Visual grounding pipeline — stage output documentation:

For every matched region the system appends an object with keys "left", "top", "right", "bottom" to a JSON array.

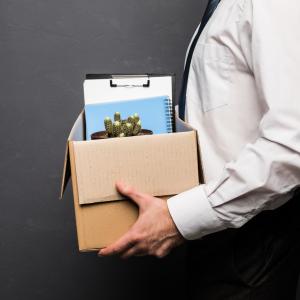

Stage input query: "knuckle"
[
  {"left": 155, "top": 247, "right": 170, "bottom": 258},
  {"left": 155, "top": 251, "right": 164, "bottom": 258},
  {"left": 156, "top": 251, "right": 166, "bottom": 259}
]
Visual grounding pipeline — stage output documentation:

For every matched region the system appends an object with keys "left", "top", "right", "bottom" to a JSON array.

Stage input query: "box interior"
[
  {"left": 60, "top": 111, "right": 199, "bottom": 200},
  {"left": 60, "top": 73, "right": 199, "bottom": 200}
]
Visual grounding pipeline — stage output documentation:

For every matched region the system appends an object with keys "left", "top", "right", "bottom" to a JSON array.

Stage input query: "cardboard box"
[{"left": 59, "top": 75, "right": 202, "bottom": 252}]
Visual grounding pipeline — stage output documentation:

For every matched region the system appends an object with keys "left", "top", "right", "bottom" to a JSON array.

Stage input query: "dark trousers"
[{"left": 187, "top": 191, "right": 300, "bottom": 300}]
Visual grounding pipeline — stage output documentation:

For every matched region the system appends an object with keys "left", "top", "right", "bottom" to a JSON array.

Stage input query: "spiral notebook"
[{"left": 85, "top": 95, "right": 173, "bottom": 140}]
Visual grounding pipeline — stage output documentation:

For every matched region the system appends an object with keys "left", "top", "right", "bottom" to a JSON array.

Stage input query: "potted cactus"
[{"left": 91, "top": 112, "right": 153, "bottom": 140}]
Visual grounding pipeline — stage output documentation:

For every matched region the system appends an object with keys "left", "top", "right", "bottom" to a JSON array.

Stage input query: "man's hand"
[{"left": 98, "top": 181, "right": 185, "bottom": 259}]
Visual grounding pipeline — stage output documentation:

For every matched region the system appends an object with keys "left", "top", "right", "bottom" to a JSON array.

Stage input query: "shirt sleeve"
[{"left": 167, "top": 0, "right": 300, "bottom": 240}]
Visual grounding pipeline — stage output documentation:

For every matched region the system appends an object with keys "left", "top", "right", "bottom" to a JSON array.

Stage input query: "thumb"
[{"left": 115, "top": 181, "right": 149, "bottom": 208}]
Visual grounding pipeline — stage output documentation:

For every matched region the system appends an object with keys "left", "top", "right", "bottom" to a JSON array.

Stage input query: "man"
[{"left": 99, "top": 0, "right": 300, "bottom": 299}]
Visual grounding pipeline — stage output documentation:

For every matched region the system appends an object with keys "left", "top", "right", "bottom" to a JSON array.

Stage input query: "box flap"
[
  {"left": 83, "top": 74, "right": 174, "bottom": 105},
  {"left": 175, "top": 114, "right": 194, "bottom": 132},
  {"left": 59, "top": 111, "right": 85, "bottom": 199},
  {"left": 72, "top": 131, "right": 199, "bottom": 205}
]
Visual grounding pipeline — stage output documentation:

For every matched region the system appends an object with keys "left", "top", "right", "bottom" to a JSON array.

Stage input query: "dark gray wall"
[{"left": 0, "top": 1, "right": 206, "bottom": 300}]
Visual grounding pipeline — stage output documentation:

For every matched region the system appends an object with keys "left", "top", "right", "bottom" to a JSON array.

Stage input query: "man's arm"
[{"left": 167, "top": 0, "right": 300, "bottom": 240}]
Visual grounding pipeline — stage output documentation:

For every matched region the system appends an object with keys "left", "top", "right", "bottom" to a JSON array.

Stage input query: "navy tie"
[{"left": 178, "top": 0, "right": 221, "bottom": 120}]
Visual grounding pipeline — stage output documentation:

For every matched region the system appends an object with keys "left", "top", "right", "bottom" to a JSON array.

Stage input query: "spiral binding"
[{"left": 164, "top": 97, "right": 173, "bottom": 133}]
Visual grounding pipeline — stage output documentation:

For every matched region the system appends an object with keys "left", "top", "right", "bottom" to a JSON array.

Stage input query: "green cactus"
[
  {"left": 133, "top": 113, "right": 140, "bottom": 125},
  {"left": 114, "top": 112, "right": 121, "bottom": 122},
  {"left": 120, "top": 120, "right": 127, "bottom": 132},
  {"left": 103, "top": 112, "right": 145, "bottom": 138},
  {"left": 112, "top": 121, "right": 121, "bottom": 137},
  {"left": 104, "top": 117, "right": 113, "bottom": 137},
  {"left": 132, "top": 120, "right": 142, "bottom": 135},
  {"left": 124, "top": 122, "right": 133, "bottom": 136},
  {"left": 127, "top": 115, "right": 135, "bottom": 125}
]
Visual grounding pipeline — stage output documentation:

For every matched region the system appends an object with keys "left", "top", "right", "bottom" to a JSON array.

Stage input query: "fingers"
[
  {"left": 154, "top": 244, "right": 172, "bottom": 259},
  {"left": 99, "top": 231, "right": 136, "bottom": 256},
  {"left": 99, "top": 236, "right": 175, "bottom": 259},
  {"left": 120, "top": 246, "right": 147, "bottom": 259},
  {"left": 115, "top": 181, "right": 150, "bottom": 207},
  {"left": 120, "top": 243, "right": 172, "bottom": 259}
]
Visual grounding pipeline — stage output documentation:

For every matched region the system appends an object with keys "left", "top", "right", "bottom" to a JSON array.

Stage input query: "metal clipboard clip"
[{"left": 110, "top": 75, "right": 150, "bottom": 88}]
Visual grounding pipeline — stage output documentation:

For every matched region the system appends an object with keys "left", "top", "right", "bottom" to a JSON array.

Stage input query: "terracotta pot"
[{"left": 91, "top": 129, "right": 153, "bottom": 140}]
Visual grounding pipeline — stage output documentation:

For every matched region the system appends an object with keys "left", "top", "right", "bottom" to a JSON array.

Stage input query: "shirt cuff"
[{"left": 167, "top": 185, "right": 226, "bottom": 240}]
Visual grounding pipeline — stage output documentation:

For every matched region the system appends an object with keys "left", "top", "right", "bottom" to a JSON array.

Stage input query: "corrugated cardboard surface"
[
  {"left": 69, "top": 141, "right": 138, "bottom": 250},
  {"left": 63, "top": 113, "right": 201, "bottom": 251},
  {"left": 73, "top": 131, "right": 199, "bottom": 205}
]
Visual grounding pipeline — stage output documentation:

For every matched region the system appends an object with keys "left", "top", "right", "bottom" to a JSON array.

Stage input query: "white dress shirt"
[{"left": 167, "top": 0, "right": 300, "bottom": 240}]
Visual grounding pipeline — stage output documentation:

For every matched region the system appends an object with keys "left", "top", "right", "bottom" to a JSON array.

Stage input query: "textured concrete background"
[{"left": 0, "top": 1, "right": 206, "bottom": 299}]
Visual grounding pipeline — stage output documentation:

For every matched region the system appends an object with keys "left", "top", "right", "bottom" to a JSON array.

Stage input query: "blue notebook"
[{"left": 85, "top": 95, "right": 173, "bottom": 140}]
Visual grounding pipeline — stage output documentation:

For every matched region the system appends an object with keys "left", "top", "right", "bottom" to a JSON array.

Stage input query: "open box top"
[
  {"left": 60, "top": 74, "right": 203, "bottom": 204},
  {"left": 60, "top": 112, "right": 202, "bottom": 202}
]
